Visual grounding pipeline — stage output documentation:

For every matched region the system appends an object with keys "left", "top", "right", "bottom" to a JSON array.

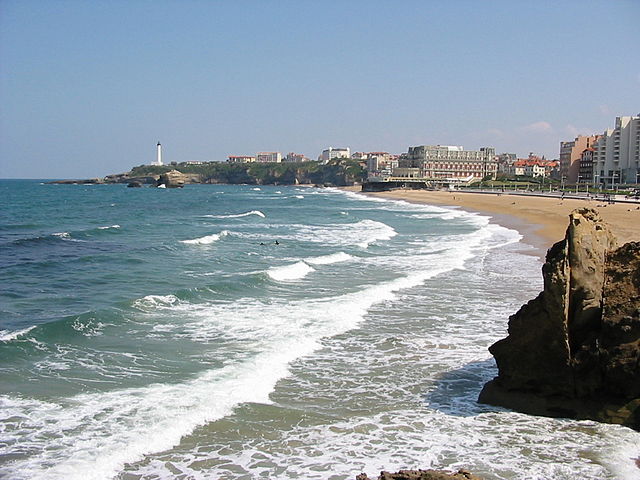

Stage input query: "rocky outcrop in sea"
[
  {"left": 479, "top": 208, "right": 640, "bottom": 430},
  {"left": 156, "top": 169, "right": 197, "bottom": 188},
  {"left": 355, "top": 469, "right": 482, "bottom": 480}
]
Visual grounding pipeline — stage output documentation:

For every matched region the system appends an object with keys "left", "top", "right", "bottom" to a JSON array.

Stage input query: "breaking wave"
[
  {"left": 267, "top": 261, "right": 315, "bottom": 281},
  {"left": 181, "top": 230, "right": 229, "bottom": 245},
  {"left": 203, "top": 210, "right": 265, "bottom": 219}
]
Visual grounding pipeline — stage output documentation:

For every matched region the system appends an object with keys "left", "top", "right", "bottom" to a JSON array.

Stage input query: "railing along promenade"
[{"left": 454, "top": 187, "right": 640, "bottom": 205}]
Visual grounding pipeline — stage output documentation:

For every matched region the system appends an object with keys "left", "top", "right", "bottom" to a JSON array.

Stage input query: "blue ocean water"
[{"left": 0, "top": 180, "right": 638, "bottom": 480}]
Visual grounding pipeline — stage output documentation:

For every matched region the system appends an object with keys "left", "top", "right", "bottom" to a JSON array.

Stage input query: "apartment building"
[
  {"left": 398, "top": 145, "right": 498, "bottom": 180},
  {"left": 227, "top": 155, "right": 256, "bottom": 163},
  {"left": 320, "top": 147, "right": 350, "bottom": 163},
  {"left": 578, "top": 148, "right": 595, "bottom": 184},
  {"left": 592, "top": 114, "right": 640, "bottom": 185},
  {"left": 366, "top": 152, "right": 397, "bottom": 174},
  {"left": 559, "top": 135, "right": 599, "bottom": 183},
  {"left": 284, "top": 152, "right": 308, "bottom": 162},
  {"left": 255, "top": 152, "right": 282, "bottom": 163}
]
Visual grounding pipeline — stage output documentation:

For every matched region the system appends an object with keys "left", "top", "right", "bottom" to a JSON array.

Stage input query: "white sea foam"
[
  {"left": 97, "top": 225, "right": 120, "bottom": 230},
  {"left": 305, "top": 252, "right": 354, "bottom": 265},
  {"left": 1, "top": 217, "right": 623, "bottom": 480},
  {"left": 0, "top": 326, "right": 36, "bottom": 342},
  {"left": 278, "top": 219, "right": 397, "bottom": 249},
  {"left": 121, "top": 237, "right": 639, "bottom": 480},
  {"left": 3, "top": 279, "right": 409, "bottom": 480},
  {"left": 203, "top": 210, "right": 265, "bottom": 219},
  {"left": 295, "top": 195, "right": 304, "bottom": 199},
  {"left": 355, "top": 219, "right": 397, "bottom": 248},
  {"left": 52, "top": 232, "right": 71, "bottom": 239},
  {"left": 252, "top": 187, "right": 261, "bottom": 191},
  {"left": 71, "top": 318, "right": 105, "bottom": 337},
  {"left": 267, "top": 261, "right": 315, "bottom": 281},
  {"left": 7, "top": 186, "right": 635, "bottom": 480},
  {"left": 132, "top": 294, "right": 180, "bottom": 311},
  {"left": 181, "top": 230, "right": 229, "bottom": 245}
]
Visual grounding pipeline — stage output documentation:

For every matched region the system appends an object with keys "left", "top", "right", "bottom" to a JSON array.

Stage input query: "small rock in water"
[{"left": 355, "top": 469, "right": 483, "bottom": 480}]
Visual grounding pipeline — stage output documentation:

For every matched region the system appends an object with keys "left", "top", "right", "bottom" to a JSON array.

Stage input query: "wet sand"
[{"left": 342, "top": 187, "right": 640, "bottom": 257}]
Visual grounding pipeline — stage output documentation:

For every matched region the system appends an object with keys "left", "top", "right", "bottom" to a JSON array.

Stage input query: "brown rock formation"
[
  {"left": 156, "top": 170, "right": 198, "bottom": 188},
  {"left": 355, "top": 469, "right": 482, "bottom": 480},
  {"left": 479, "top": 208, "right": 640, "bottom": 430}
]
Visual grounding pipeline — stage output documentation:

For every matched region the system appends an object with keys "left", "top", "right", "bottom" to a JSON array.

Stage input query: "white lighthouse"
[{"left": 156, "top": 141, "right": 163, "bottom": 166}]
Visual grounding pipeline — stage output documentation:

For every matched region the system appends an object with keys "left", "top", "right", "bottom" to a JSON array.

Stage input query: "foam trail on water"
[
  {"left": 0, "top": 326, "right": 36, "bottom": 342},
  {"left": 305, "top": 252, "right": 354, "bottom": 265},
  {"left": 97, "top": 225, "right": 120, "bottom": 230},
  {"left": 267, "top": 261, "right": 315, "bottom": 281},
  {"left": 203, "top": 210, "right": 265, "bottom": 219},
  {"left": 283, "top": 220, "right": 397, "bottom": 249},
  {"left": 181, "top": 230, "right": 229, "bottom": 245}
]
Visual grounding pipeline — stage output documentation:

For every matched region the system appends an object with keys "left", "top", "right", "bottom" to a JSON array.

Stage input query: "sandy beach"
[{"left": 343, "top": 187, "right": 640, "bottom": 257}]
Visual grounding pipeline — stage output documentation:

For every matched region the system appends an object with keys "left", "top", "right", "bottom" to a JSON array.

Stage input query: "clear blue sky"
[{"left": 1, "top": 0, "right": 638, "bottom": 178}]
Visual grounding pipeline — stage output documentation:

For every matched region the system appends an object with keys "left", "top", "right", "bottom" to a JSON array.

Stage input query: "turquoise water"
[{"left": 1, "top": 180, "right": 638, "bottom": 480}]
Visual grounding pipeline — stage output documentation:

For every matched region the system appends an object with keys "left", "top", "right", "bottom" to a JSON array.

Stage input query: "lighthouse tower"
[{"left": 156, "top": 142, "right": 163, "bottom": 166}]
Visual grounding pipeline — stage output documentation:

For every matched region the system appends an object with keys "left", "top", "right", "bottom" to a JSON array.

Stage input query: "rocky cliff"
[
  {"left": 49, "top": 160, "right": 365, "bottom": 187},
  {"left": 479, "top": 208, "right": 640, "bottom": 430}
]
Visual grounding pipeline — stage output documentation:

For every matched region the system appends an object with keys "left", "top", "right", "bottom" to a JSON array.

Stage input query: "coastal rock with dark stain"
[
  {"left": 479, "top": 208, "right": 640, "bottom": 430},
  {"left": 156, "top": 169, "right": 193, "bottom": 188}
]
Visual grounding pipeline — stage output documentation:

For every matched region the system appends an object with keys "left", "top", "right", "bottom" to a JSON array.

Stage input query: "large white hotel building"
[
  {"left": 397, "top": 145, "right": 498, "bottom": 181},
  {"left": 592, "top": 114, "right": 640, "bottom": 185}
]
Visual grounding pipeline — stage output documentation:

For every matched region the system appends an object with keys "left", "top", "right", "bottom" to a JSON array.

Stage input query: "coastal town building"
[
  {"left": 366, "top": 153, "right": 398, "bottom": 177},
  {"left": 559, "top": 135, "right": 599, "bottom": 184},
  {"left": 497, "top": 153, "right": 517, "bottom": 174},
  {"left": 505, "top": 154, "right": 558, "bottom": 178},
  {"left": 592, "top": 114, "right": 640, "bottom": 186},
  {"left": 396, "top": 145, "right": 498, "bottom": 181},
  {"left": 256, "top": 152, "right": 282, "bottom": 163},
  {"left": 320, "top": 147, "right": 350, "bottom": 163},
  {"left": 284, "top": 152, "right": 309, "bottom": 162},
  {"left": 578, "top": 148, "right": 595, "bottom": 184},
  {"left": 227, "top": 155, "right": 256, "bottom": 163}
]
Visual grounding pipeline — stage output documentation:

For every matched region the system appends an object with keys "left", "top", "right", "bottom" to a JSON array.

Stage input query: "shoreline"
[{"left": 340, "top": 187, "right": 640, "bottom": 258}]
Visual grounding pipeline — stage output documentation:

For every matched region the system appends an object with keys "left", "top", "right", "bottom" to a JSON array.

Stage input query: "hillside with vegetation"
[{"left": 111, "top": 159, "right": 365, "bottom": 186}]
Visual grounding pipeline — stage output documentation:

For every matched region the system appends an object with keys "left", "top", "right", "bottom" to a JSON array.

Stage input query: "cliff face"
[
  {"left": 479, "top": 208, "right": 640, "bottom": 430},
  {"left": 129, "top": 160, "right": 365, "bottom": 186},
  {"left": 50, "top": 160, "right": 365, "bottom": 187}
]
